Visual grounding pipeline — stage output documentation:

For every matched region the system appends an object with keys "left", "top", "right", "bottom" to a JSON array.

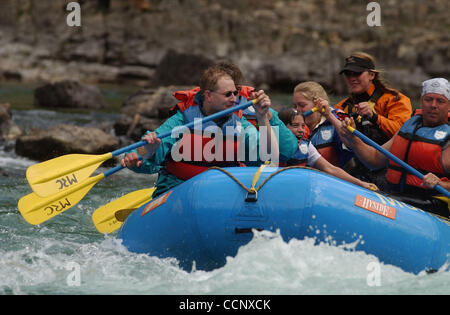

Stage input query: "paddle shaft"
[
  {"left": 103, "top": 164, "right": 125, "bottom": 177},
  {"left": 304, "top": 107, "right": 363, "bottom": 123},
  {"left": 111, "top": 99, "right": 257, "bottom": 156},
  {"left": 349, "top": 126, "right": 450, "bottom": 198},
  {"left": 303, "top": 107, "right": 323, "bottom": 117}
]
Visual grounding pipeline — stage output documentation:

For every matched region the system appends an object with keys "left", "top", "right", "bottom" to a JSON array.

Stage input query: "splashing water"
[{"left": 1, "top": 110, "right": 449, "bottom": 295}]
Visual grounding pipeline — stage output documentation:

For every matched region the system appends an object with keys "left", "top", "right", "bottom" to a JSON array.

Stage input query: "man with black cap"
[{"left": 338, "top": 78, "right": 450, "bottom": 218}]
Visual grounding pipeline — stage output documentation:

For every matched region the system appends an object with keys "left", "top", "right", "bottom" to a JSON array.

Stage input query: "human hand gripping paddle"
[
  {"left": 346, "top": 124, "right": 450, "bottom": 199},
  {"left": 18, "top": 99, "right": 257, "bottom": 225},
  {"left": 304, "top": 105, "right": 364, "bottom": 122}
]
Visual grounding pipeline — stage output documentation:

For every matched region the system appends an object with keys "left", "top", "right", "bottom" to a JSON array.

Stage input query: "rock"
[
  {"left": 116, "top": 84, "right": 199, "bottom": 140},
  {"left": 15, "top": 124, "right": 119, "bottom": 162},
  {"left": 384, "top": 68, "right": 428, "bottom": 100},
  {"left": 116, "top": 65, "right": 155, "bottom": 86},
  {"left": 121, "top": 85, "right": 194, "bottom": 119},
  {"left": 129, "top": 0, "right": 151, "bottom": 10},
  {"left": 34, "top": 80, "right": 108, "bottom": 110},
  {"left": 0, "top": 167, "right": 8, "bottom": 177},
  {"left": 114, "top": 114, "right": 162, "bottom": 141},
  {"left": 0, "top": 103, "right": 23, "bottom": 141},
  {"left": 0, "top": 0, "right": 448, "bottom": 95},
  {"left": 152, "top": 50, "right": 214, "bottom": 87}
]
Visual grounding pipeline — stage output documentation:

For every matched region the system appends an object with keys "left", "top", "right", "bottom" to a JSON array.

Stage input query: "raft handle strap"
[
  {"left": 245, "top": 190, "right": 258, "bottom": 202},
  {"left": 208, "top": 164, "right": 320, "bottom": 202}
]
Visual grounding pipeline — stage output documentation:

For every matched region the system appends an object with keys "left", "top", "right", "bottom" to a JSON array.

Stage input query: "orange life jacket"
[
  {"left": 170, "top": 87, "right": 201, "bottom": 114},
  {"left": 236, "top": 85, "right": 257, "bottom": 127},
  {"left": 386, "top": 115, "right": 450, "bottom": 195}
]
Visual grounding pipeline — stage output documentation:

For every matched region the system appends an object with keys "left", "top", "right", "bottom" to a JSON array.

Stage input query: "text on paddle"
[
  {"left": 45, "top": 198, "right": 71, "bottom": 216},
  {"left": 56, "top": 174, "right": 78, "bottom": 190}
]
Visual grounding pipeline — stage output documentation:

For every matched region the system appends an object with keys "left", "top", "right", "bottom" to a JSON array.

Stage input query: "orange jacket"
[{"left": 335, "top": 84, "right": 412, "bottom": 138}]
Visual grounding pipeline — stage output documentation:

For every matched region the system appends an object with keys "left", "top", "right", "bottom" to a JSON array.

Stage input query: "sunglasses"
[
  {"left": 211, "top": 90, "right": 239, "bottom": 98},
  {"left": 343, "top": 70, "right": 364, "bottom": 77}
]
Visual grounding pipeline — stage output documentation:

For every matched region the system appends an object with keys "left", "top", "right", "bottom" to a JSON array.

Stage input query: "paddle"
[
  {"left": 19, "top": 99, "right": 257, "bottom": 225},
  {"left": 303, "top": 107, "right": 324, "bottom": 117},
  {"left": 26, "top": 99, "right": 257, "bottom": 198},
  {"left": 92, "top": 187, "right": 156, "bottom": 234},
  {"left": 18, "top": 164, "right": 124, "bottom": 225},
  {"left": 304, "top": 106, "right": 364, "bottom": 123},
  {"left": 115, "top": 209, "right": 137, "bottom": 222},
  {"left": 347, "top": 125, "right": 450, "bottom": 199}
]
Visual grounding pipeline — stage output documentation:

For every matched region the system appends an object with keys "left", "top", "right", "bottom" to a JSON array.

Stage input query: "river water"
[{"left": 1, "top": 108, "right": 449, "bottom": 296}]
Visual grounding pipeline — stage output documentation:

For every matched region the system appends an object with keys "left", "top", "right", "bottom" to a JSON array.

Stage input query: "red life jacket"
[
  {"left": 238, "top": 86, "right": 255, "bottom": 102},
  {"left": 317, "top": 146, "right": 339, "bottom": 166},
  {"left": 166, "top": 89, "right": 244, "bottom": 180},
  {"left": 303, "top": 125, "right": 310, "bottom": 140},
  {"left": 236, "top": 85, "right": 257, "bottom": 127},
  {"left": 386, "top": 115, "right": 450, "bottom": 195},
  {"left": 170, "top": 87, "right": 201, "bottom": 114}
]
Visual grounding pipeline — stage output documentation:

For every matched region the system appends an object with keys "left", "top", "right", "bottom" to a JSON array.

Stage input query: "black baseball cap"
[{"left": 339, "top": 56, "right": 375, "bottom": 74}]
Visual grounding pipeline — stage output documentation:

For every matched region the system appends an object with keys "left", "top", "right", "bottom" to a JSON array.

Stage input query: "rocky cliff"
[{"left": 0, "top": 0, "right": 448, "bottom": 99}]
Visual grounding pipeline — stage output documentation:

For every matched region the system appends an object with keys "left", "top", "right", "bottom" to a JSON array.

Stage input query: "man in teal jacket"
[{"left": 121, "top": 66, "right": 298, "bottom": 197}]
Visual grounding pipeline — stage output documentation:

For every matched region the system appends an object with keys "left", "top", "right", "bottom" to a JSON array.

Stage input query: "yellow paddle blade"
[
  {"left": 92, "top": 187, "right": 156, "bottom": 234},
  {"left": 18, "top": 173, "right": 105, "bottom": 225},
  {"left": 26, "top": 153, "right": 112, "bottom": 197}
]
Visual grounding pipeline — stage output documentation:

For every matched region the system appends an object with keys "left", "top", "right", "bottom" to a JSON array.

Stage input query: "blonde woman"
[{"left": 293, "top": 81, "right": 353, "bottom": 168}]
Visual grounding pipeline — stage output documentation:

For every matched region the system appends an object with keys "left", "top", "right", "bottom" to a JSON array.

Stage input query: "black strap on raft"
[{"left": 208, "top": 165, "right": 321, "bottom": 203}]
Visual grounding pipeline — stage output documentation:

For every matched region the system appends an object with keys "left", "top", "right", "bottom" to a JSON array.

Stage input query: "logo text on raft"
[{"left": 355, "top": 195, "right": 396, "bottom": 220}]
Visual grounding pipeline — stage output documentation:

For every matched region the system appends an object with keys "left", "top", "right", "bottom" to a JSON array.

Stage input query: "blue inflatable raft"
[{"left": 118, "top": 166, "right": 450, "bottom": 274}]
